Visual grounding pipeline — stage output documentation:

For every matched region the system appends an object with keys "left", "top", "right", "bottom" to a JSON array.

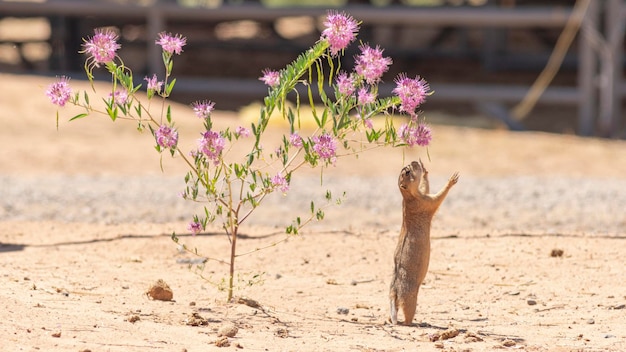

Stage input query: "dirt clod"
[
  {"left": 184, "top": 312, "right": 208, "bottom": 326},
  {"left": 51, "top": 331, "right": 61, "bottom": 338},
  {"left": 215, "top": 336, "right": 230, "bottom": 347},
  {"left": 145, "top": 279, "right": 173, "bottom": 301}
]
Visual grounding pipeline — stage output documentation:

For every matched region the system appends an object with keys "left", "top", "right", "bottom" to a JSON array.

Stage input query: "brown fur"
[{"left": 389, "top": 160, "right": 459, "bottom": 325}]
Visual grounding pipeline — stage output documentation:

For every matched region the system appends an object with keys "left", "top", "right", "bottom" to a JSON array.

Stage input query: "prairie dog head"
[{"left": 398, "top": 160, "right": 423, "bottom": 198}]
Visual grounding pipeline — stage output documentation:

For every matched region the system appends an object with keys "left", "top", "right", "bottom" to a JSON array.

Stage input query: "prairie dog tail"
[{"left": 389, "top": 290, "right": 398, "bottom": 324}]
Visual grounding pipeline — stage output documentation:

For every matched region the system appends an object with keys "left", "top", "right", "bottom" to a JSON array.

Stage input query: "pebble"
[
  {"left": 336, "top": 307, "right": 349, "bottom": 315},
  {"left": 218, "top": 323, "right": 238, "bottom": 337}
]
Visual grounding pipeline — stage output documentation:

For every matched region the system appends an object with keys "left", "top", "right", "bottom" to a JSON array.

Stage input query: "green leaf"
[
  {"left": 166, "top": 105, "right": 172, "bottom": 124},
  {"left": 310, "top": 201, "right": 315, "bottom": 214},
  {"left": 106, "top": 106, "right": 118, "bottom": 121},
  {"left": 69, "top": 113, "right": 88, "bottom": 122},
  {"left": 165, "top": 78, "right": 176, "bottom": 96}
]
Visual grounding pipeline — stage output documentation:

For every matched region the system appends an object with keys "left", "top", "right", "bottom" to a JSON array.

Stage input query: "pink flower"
[
  {"left": 312, "top": 132, "right": 337, "bottom": 164},
  {"left": 398, "top": 122, "right": 432, "bottom": 147},
  {"left": 271, "top": 174, "right": 289, "bottom": 193},
  {"left": 192, "top": 100, "right": 215, "bottom": 119},
  {"left": 156, "top": 32, "right": 186, "bottom": 55},
  {"left": 336, "top": 71, "right": 355, "bottom": 97},
  {"left": 187, "top": 221, "right": 202, "bottom": 236},
  {"left": 289, "top": 133, "right": 303, "bottom": 148},
  {"left": 46, "top": 76, "right": 71, "bottom": 107},
  {"left": 155, "top": 124, "right": 178, "bottom": 149},
  {"left": 357, "top": 87, "right": 376, "bottom": 105},
  {"left": 235, "top": 126, "right": 250, "bottom": 138},
  {"left": 354, "top": 44, "right": 392, "bottom": 84},
  {"left": 363, "top": 117, "right": 374, "bottom": 129},
  {"left": 393, "top": 74, "right": 430, "bottom": 117},
  {"left": 108, "top": 89, "right": 129, "bottom": 106},
  {"left": 82, "top": 28, "right": 121, "bottom": 66},
  {"left": 321, "top": 11, "right": 359, "bottom": 56},
  {"left": 198, "top": 130, "right": 225, "bottom": 164},
  {"left": 144, "top": 74, "right": 163, "bottom": 94},
  {"left": 259, "top": 69, "right": 280, "bottom": 87}
]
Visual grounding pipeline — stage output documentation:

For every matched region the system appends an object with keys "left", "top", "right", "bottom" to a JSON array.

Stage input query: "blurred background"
[{"left": 1, "top": 0, "right": 624, "bottom": 136}]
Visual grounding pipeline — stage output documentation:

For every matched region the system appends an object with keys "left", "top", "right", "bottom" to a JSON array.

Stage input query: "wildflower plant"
[{"left": 47, "top": 11, "right": 433, "bottom": 301}]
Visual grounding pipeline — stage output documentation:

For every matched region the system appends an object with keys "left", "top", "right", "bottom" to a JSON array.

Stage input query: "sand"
[{"left": 1, "top": 73, "right": 625, "bottom": 351}]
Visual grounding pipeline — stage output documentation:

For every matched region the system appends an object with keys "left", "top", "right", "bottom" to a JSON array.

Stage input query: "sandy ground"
[{"left": 1, "top": 73, "right": 626, "bottom": 351}]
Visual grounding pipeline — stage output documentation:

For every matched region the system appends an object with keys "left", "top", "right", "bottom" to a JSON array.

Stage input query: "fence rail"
[{"left": 1, "top": 0, "right": 624, "bottom": 136}]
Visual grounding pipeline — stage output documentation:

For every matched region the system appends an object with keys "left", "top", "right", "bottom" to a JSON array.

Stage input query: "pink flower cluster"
[
  {"left": 312, "top": 133, "right": 337, "bottom": 165},
  {"left": 144, "top": 74, "right": 164, "bottom": 94},
  {"left": 398, "top": 122, "right": 432, "bottom": 147},
  {"left": 45, "top": 76, "right": 71, "bottom": 107},
  {"left": 259, "top": 69, "right": 280, "bottom": 88},
  {"left": 81, "top": 28, "right": 121, "bottom": 67},
  {"left": 393, "top": 74, "right": 430, "bottom": 118},
  {"left": 321, "top": 11, "right": 359, "bottom": 56},
  {"left": 198, "top": 130, "right": 225, "bottom": 164},
  {"left": 271, "top": 174, "right": 289, "bottom": 193},
  {"left": 354, "top": 44, "right": 392, "bottom": 85},
  {"left": 155, "top": 125, "right": 179, "bottom": 149},
  {"left": 187, "top": 221, "right": 202, "bottom": 236},
  {"left": 192, "top": 100, "right": 215, "bottom": 119},
  {"left": 156, "top": 32, "right": 186, "bottom": 55}
]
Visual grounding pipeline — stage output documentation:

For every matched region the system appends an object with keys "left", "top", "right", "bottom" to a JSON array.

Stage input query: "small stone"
[
  {"left": 527, "top": 299, "right": 537, "bottom": 306},
  {"left": 51, "top": 331, "right": 61, "bottom": 338},
  {"left": 440, "top": 328, "right": 460, "bottom": 340},
  {"left": 127, "top": 315, "right": 140, "bottom": 323},
  {"left": 502, "top": 339, "right": 516, "bottom": 347},
  {"left": 550, "top": 249, "right": 564, "bottom": 257},
  {"left": 214, "top": 336, "right": 230, "bottom": 347},
  {"left": 218, "top": 323, "right": 238, "bottom": 337},
  {"left": 434, "top": 342, "right": 444, "bottom": 348},
  {"left": 336, "top": 307, "right": 349, "bottom": 315},
  {"left": 189, "top": 301, "right": 196, "bottom": 306},
  {"left": 145, "top": 279, "right": 173, "bottom": 301},
  {"left": 587, "top": 319, "right": 595, "bottom": 324}
]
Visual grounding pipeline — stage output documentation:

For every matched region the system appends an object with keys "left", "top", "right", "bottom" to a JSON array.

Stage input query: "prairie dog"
[{"left": 389, "top": 160, "right": 459, "bottom": 325}]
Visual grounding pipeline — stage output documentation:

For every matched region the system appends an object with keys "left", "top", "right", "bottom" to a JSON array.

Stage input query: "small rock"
[
  {"left": 218, "top": 323, "right": 238, "bottom": 337},
  {"left": 145, "top": 279, "right": 173, "bottom": 301},
  {"left": 465, "top": 331, "right": 484, "bottom": 342},
  {"left": 550, "top": 249, "right": 564, "bottom": 257},
  {"left": 51, "top": 331, "right": 61, "bottom": 338},
  {"left": 336, "top": 307, "right": 349, "bottom": 315},
  {"left": 502, "top": 339, "right": 516, "bottom": 347},
  {"left": 275, "top": 327, "right": 289, "bottom": 338},
  {"left": 127, "top": 315, "right": 140, "bottom": 323},
  {"left": 586, "top": 319, "right": 595, "bottom": 325},
  {"left": 434, "top": 342, "right": 444, "bottom": 349},
  {"left": 527, "top": 299, "right": 537, "bottom": 306},
  {"left": 440, "top": 328, "right": 460, "bottom": 340},
  {"left": 214, "top": 336, "right": 230, "bottom": 347},
  {"left": 184, "top": 312, "right": 208, "bottom": 326}
]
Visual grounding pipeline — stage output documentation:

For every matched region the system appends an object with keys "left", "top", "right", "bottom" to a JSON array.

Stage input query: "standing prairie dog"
[{"left": 389, "top": 160, "right": 459, "bottom": 325}]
